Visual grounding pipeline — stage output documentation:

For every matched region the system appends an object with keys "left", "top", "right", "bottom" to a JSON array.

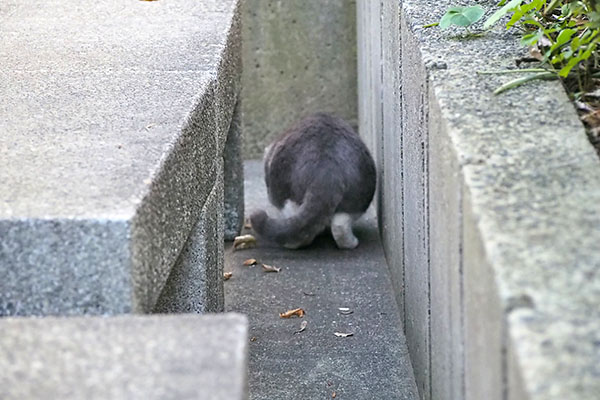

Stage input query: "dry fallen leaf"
[
  {"left": 233, "top": 234, "right": 256, "bottom": 250},
  {"left": 223, "top": 272, "right": 233, "bottom": 281},
  {"left": 338, "top": 307, "right": 353, "bottom": 315},
  {"left": 262, "top": 264, "right": 281, "bottom": 273},
  {"left": 294, "top": 320, "right": 308, "bottom": 334},
  {"left": 332, "top": 392, "right": 336, "bottom": 398},
  {"left": 243, "top": 258, "right": 258, "bottom": 266},
  {"left": 334, "top": 332, "right": 354, "bottom": 338},
  {"left": 279, "top": 308, "right": 305, "bottom": 318}
]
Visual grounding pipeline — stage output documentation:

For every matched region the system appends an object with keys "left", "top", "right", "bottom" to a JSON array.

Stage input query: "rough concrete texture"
[
  {"left": 359, "top": 0, "right": 600, "bottom": 398},
  {"left": 241, "top": 0, "right": 358, "bottom": 158},
  {"left": 0, "top": 314, "right": 248, "bottom": 400},
  {"left": 429, "top": 95, "right": 464, "bottom": 400},
  {"left": 0, "top": 0, "right": 243, "bottom": 315},
  {"left": 224, "top": 161, "right": 419, "bottom": 400},
  {"left": 154, "top": 162, "right": 225, "bottom": 313},
  {"left": 224, "top": 101, "right": 245, "bottom": 240},
  {"left": 463, "top": 190, "right": 504, "bottom": 400}
]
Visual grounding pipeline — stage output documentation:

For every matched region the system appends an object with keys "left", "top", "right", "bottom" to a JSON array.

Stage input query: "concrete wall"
[
  {"left": 241, "top": 0, "right": 357, "bottom": 158},
  {"left": 358, "top": 0, "right": 600, "bottom": 399}
]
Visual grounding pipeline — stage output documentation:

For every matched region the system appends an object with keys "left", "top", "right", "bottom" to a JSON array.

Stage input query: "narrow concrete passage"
[{"left": 225, "top": 161, "right": 418, "bottom": 400}]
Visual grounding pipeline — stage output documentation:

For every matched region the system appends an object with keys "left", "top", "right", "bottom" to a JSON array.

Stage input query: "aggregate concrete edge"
[
  {"left": 402, "top": 1, "right": 600, "bottom": 399},
  {"left": 131, "top": 0, "right": 243, "bottom": 312},
  {"left": 0, "top": 313, "right": 249, "bottom": 400}
]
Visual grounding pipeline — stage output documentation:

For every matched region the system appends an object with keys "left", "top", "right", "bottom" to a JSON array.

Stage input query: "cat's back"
[
  {"left": 265, "top": 113, "right": 376, "bottom": 212},
  {"left": 267, "top": 112, "right": 365, "bottom": 168}
]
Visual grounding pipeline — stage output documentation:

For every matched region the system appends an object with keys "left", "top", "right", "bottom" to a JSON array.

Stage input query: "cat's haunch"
[{"left": 250, "top": 112, "right": 376, "bottom": 249}]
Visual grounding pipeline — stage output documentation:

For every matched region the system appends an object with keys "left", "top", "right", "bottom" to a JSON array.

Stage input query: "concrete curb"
[
  {"left": 358, "top": 0, "right": 600, "bottom": 399},
  {"left": 0, "top": 313, "right": 248, "bottom": 400}
]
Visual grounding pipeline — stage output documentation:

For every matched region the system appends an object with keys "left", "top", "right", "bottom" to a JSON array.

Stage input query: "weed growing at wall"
[{"left": 431, "top": 0, "right": 600, "bottom": 152}]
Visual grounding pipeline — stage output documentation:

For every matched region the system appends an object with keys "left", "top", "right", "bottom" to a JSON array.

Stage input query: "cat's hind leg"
[{"left": 331, "top": 213, "right": 359, "bottom": 249}]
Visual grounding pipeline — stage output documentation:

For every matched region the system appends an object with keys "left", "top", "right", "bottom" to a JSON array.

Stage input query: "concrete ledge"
[
  {"left": 0, "top": 313, "right": 248, "bottom": 400},
  {"left": 359, "top": 0, "right": 600, "bottom": 399},
  {"left": 0, "top": 0, "right": 243, "bottom": 315}
]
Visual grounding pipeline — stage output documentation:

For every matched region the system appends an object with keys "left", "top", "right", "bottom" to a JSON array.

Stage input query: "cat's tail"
[{"left": 250, "top": 179, "right": 343, "bottom": 249}]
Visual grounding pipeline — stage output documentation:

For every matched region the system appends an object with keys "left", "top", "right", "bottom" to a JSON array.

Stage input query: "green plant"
[
  {"left": 430, "top": 1, "right": 600, "bottom": 95},
  {"left": 439, "top": 5, "right": 486, "bottom": 29}
]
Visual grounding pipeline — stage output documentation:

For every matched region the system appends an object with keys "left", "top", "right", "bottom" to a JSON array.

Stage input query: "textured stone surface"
[
  {"left": 0, "top": 314, "right": 248, "bottom": 400},
  {"left": 241, "top": 0, "right": 357, "bottom": 158},
  {"left": 429, "top": 94, "right": 464, "bottom": 400},
  {"left": 224, "top": 101, "right": 245, "bottom": 240},
  {"left": 359, "top": 0, "right": 600, "bottom": 398},
  {"left": 225, "top": 161, "right": 419, "bottom": 400},
  {"left": 463, "top": 190, "right": 503, "bottom": 400},
  {"left": 0, "top": 0, "right": 242, "bottom": 315},
  {"left": 154, "top": 162, "right": 225, "bottom": 314},
  {"left": 400, "top": 14, "right": 432, "bottom": 400}
]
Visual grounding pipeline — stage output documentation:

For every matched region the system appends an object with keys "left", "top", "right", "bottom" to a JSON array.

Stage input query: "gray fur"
[{"left": 250, "top": 113, "right": 376, "bottom": 249}]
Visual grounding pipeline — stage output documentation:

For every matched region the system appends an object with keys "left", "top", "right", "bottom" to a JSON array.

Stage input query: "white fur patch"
[
  {"left": 281, "top": 199, "right": 301, "bottom": 218},
  {"left": 331, "top": 213, "right": 359, "bottom": 249}
]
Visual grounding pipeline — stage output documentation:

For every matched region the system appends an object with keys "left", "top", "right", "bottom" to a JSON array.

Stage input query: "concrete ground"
[{"left": 225, "top": 160, "right": 418, "bottom": 400}]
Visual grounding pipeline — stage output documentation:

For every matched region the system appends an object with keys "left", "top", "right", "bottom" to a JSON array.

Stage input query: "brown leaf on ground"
[
  {"left": 243, "top": 258, "right": 258, "bottom": 266},
  {"left": 223, "top": 272, "right": 233, "bottom": 281},
  {"left": 294, "top": 320, "right": 308, "bottom": 334},
  {"left": 279, "top": 308, "right": 305, "bottom": 318},
  {"left": 334, "top": 332, "right": 354, "bottom": 338},
  {"left": 332, "top": 392, "right": 337, "bottom": 398},
  {"left": 528, "top": 45, "right": 543, "bottom": 61},
  {"left": 233, "top": 234, "right": 256, "bottom": 250},
  {"left": 262, "top": 264, "right": 281, "bottom": 273}
]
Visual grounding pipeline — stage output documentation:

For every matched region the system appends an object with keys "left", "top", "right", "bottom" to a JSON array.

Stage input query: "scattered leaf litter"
[
  {"left": 338, "top": 307, "right": 353, "bottom": 315},
  {"left": 223, "top": 272, "right": 233, "bottom": 281},
  {"left": 243, "top": 258, "right": 258, "bottom": 266},
  {"left": 262, "top": 264, "right": 281, "bottom": 273},
  {"left": 233, "top": 234, "right": 256, "bottom": 250},
  {"left": 294, "top": 320, "right": 308, "bottom": 334},
  {"left": 279, "top": 308, "right": 305, "bottom": 318},
  {"left": 334, "top": 332, "right": 354, "bottom": 338}
]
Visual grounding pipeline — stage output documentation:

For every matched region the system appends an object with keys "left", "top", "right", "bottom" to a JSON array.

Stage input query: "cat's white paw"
[
  {"left": 336, "top": 235, "right": 359, "bottom": 249},
  {"left": 331, "top": 213, "right": 359, "bottom": 249}
]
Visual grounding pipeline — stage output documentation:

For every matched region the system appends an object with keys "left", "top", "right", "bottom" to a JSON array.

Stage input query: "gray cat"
[{"left": 250, "top": 113, "right": 376, "bottom": 249}]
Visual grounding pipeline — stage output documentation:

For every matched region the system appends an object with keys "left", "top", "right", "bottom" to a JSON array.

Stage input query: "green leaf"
[
  {"left": 483, "top": 0, "right": 523, "bottom": 29},
  {"left": 506, "top": 9, "right": 525, "bottom": 29},
  {"left": 440, "top": 5, "right": 485, "bottom": 29},
  {"left": 520, "top": 31, "right": 542, "bottom": 46},
  {"left": 461, "top": 5, "right": 486, "bottom": 23},
  {"left": 556, "top": 28, "right": 576, "bottom": 46},
  {"left": 559, "top": 56, "right": 580, "bottom": 77}
]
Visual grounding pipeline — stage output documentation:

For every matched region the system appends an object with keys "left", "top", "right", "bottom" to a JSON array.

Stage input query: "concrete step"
[
  {"left": 225, "top": 161, "right": 419, "bottom": 399},
  {"left": 0, "top": 313, "right": 248, "bottom": 400},
  {"left": 0, "top": 0, "right": 243, "bottom": 316}
]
